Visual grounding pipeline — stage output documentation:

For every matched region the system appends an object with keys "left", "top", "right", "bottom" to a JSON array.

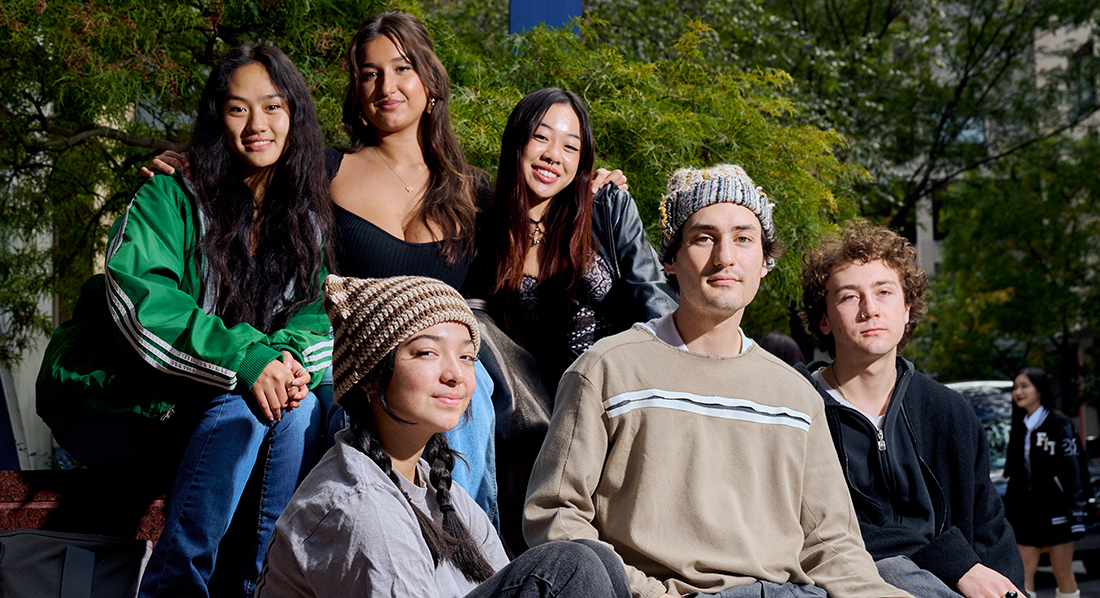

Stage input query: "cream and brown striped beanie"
[{"left": 323, "top": 275, "right": 480, "bottom": 404}]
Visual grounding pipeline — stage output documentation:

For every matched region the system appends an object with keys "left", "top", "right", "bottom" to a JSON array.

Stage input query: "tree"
[
  {"left": 909, "top": 135, "right": 1100, "bottom": 406},
  {"left": 584, "top": 0, "right": 1100, "bottom": 238},
  {"left": 0, "top": 0, "right": 859, "bottom": 366},
  {"left": 0, "top": 0, "right": 363, "bottom": 366}
]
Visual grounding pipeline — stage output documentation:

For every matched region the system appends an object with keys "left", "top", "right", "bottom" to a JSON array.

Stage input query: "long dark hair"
[
  {"left": 341, "top": 12, "right": 476, "bottom": 265},
  {"left": 189, "top": 42, "right": 335, "bottom": 332},
  {"left": 487, "top": 88, "right": 596, "bottom": 295},
  {"left": 341, "top": 351, "right": 494, "bottom": 583}
]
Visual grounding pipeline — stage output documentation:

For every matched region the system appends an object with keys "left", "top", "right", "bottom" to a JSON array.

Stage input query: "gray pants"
[
  {"left": 686, "top": 580, "right": 828, "bottom": 598},
  {"left": 683, "top": 555, "right": 960, "bottom": 598},
  {"left": 876, "top": 555, "right": 964, "bottom": 598},
  {"left": 464, "top": 539, "right": 630, "bottom": 598}
]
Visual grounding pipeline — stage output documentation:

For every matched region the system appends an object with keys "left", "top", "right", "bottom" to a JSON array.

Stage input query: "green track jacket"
[{"left": 36, "top": 173, "right": 333, "bottom": 432}]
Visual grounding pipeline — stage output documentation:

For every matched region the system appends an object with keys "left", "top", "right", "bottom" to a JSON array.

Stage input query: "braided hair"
[{"left": 341, "top": 350, "right": 495, "bottom": 582}]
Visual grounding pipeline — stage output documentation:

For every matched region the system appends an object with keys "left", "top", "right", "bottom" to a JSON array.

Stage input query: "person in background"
[
  {"left": 1005, "top": 367, "right": 1089, "bottom": 598},
  {"left": 256, "top": 275, "right": 630, "bottom": 598},
  {"left": 760, "top": 332, "right": 806, "bottom": 367},
  {"left": 524, "top": 164, "right": 906, "bottom": 598},
  {"left": 799, "top": 220, "right": 1024, "bottom": 598},
  {"left": 38, "top": 43, "right": 333, "bottom": 597},
  {"left": 467, "top": 87, "right": 676, "bottom": 551}
]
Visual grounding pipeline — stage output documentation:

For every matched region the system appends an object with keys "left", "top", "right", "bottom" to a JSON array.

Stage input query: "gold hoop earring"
[
  {"left": 426, "top": 97, "right": 436, "bottom": 115},
  {"left": 360, "top": 112, "right": 370, "bottom": 127}
]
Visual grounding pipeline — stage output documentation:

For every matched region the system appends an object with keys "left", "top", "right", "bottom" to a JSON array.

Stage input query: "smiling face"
[
  {"left": 357, "top": 35, "right": 429, "bottom": 137},
  {"left": 1012, "top": 373, "right": 1043, "bottom": 415},
  {"left": 819, "top": 259, "right": 911, "bottom": 363},
  {"left": 520, "top": 102, "right": 582, "bottom": 204},
  {"left": 222, "top": 62, "right": 290, "bottom": 188},
  {"left": 373, "top": 321, "right": 477, "bottom": 447},
  {"left": 663, "top": 202, "right": 769, "bottom": 324}
]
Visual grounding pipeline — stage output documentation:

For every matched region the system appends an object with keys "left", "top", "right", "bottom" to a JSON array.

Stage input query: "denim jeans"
[
  {"left": 446, "top": 360, "right": 499, "bottom": 528},
  {"left": 464, "top": 539, "right": 630, "bottom": 598},
  {"left": 57, "top": 391, "right": 324, "bottom": 598},
  {"left": 317, "top": 360, "right": 500, "bottom": 528}
]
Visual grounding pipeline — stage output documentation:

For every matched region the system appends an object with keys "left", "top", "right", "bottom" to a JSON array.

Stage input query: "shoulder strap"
[{"left": 60, "top": 545, "right": 95, "bottom": 598}]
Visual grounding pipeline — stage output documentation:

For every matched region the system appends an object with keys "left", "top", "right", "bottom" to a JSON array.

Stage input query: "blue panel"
[{"left": 509, "top": 0, "right": 583, "bottom": 34}]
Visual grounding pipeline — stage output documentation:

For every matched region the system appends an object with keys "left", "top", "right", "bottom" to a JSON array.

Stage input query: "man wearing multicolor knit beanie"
[{"left": 524, "top": 164, "right": 909, "bottom": 598}]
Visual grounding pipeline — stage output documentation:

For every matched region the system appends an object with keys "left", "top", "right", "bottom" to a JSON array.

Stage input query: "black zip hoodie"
[{"left": 797, "top": 358, "right": 1025, "bottom": 591}]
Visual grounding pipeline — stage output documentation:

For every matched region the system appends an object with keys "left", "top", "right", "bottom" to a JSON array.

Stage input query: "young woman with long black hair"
[
  {"left": 471, "top": 87, "right": 675, "bottom": 397},
  {"left": 1005, "top": 368, "right": 1089, "bottom": 598},
  {"left": 37, "top": 42, "right": 334, "bottom": 597},
  {"left": 256, "top": 275, "right": 629, "bottom": 598},
  {"left": 467, "top": 88, "right": 676, "bottom": 549}
]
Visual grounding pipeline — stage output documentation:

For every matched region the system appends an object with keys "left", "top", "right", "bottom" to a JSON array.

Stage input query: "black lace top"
[{"left": 511, "top": 252, "right": 615, "bottom": 391}]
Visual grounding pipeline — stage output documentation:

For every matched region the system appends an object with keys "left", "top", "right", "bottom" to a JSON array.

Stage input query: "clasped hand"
[{"left": 250, "top": 351, "right": 311, "bottom": 422}]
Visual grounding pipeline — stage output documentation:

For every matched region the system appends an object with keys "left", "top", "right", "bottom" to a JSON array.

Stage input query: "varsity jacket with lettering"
[
  {"left": 37, "top": 173, "right": 332, "bottom": 433},
  {"left": 1004, "top": 408, "right": 1091, "bottom": 537}
]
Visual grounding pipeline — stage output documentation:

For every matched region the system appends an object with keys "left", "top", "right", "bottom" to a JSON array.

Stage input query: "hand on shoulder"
[{"left": 140, "top": 150, "right": 190, "bottom": 178}]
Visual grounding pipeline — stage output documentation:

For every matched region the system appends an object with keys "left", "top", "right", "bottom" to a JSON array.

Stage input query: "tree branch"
[{"left": 36, "top": 124, "right": 181, "bottom": 152}]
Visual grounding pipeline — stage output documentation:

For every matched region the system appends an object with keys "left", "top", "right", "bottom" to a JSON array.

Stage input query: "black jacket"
[
  {"left": 1004, "top": 409, "right": 1090, "bottom": 534},
  {"left": 799, "top": 358, "right": 1025, "bottom": 591},
  {"left": 589, "top": 184, "right": 678, "bottom": 330}
]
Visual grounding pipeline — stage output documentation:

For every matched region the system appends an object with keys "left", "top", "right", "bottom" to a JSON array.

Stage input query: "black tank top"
[
  {"left": 333, "top": 203, "right": 469, "bottom": 287},
  {"left": 326, "top": 147, "right": 470, "bottom": 288}
]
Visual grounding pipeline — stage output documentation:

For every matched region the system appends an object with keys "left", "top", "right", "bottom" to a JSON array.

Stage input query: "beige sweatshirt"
[{"left": 523, "top": 325, "right": 910, "bottom": 598}]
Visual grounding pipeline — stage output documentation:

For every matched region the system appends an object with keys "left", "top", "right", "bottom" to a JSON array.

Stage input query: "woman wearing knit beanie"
[{"left": 255, "top": 275, "right": 629, "bottom": 598}]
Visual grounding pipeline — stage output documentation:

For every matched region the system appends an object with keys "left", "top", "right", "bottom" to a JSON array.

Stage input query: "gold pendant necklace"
[{"left": 374, "top": 146, "right": 421, "bottom": 193}]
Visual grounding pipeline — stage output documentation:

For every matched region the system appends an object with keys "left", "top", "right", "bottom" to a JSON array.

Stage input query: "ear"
[
  {"left": 759, "top": 257, "right": 769, "bottom": 279},
  {"left": 663, "top": 258, "right": 676, "bottom": 277},
  {"left": 819, "top": 312, "right": 832, "bottom": 337}
]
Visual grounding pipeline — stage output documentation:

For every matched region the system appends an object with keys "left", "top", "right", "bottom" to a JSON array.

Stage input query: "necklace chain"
[
  {"left": 828, "top": 364, "right": 850, "bottom": 402},
  {"left": 374, "top": 146, "right": 422, "bottom": 193},
  {"left": 828, "top": 363, "right": 892, "bottom": 416}
]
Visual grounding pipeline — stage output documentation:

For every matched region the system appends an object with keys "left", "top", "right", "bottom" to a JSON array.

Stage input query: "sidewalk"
[{"left": 1033, "top": 562, "right": 1100, "bottom": 598}]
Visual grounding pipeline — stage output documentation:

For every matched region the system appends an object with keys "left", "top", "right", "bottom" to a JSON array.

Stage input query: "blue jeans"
[
  {"left": 446, "top": 360, "right": 499, "bottom": 528},
  {"left": 57, "top": 391, "right": 324, "bottom": 598},
  {"left": 317, "top": 361, "right": 500, "bottom": 528}
]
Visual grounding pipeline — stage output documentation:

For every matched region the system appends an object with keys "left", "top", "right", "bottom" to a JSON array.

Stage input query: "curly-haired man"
[{"left": 799, "top": 220, "right": 1025, "bottom": 598}]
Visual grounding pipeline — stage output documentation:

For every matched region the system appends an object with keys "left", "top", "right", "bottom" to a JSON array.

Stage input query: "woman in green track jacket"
[{"left": 36, "top": 42, "right": 335, "bottom": 598}]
